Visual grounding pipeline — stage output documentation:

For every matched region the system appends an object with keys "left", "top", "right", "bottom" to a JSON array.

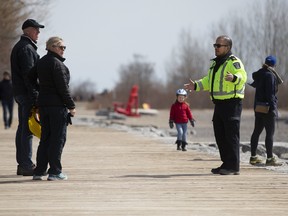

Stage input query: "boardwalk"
[{"left": 0, "top": 106, "right": 288, "bottom": 216}]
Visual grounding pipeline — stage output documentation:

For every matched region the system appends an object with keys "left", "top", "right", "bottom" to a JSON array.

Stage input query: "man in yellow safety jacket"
[{"left": 185, "top": 35, "right": 247, "bottom": 175}]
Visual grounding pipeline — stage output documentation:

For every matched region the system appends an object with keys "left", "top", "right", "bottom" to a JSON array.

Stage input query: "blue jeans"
[
  {"left": 14, "top": 95, "right": 34, "bottom": 169},
  {"left": 34, "top": 106, "right": 68, "bottom": 175},
  {"left": 2, "top": 99, "right": 14, "bottom": 128},
  {"left": 176, "top": 123, "right": 188, "bottom": 142}
]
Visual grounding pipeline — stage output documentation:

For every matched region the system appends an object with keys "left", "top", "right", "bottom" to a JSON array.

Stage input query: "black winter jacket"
[
  {"left": 0, "top": 79, "right": 13, "bottom": 101},
  {"left": 10, "top": 35, "right": 40, "bottom": 96},
  {"left": 251, "top": 66, "right": 278, "bottom": 113},
  {"left": 28, "top": 51, "right": 75, "bottom": 109}
]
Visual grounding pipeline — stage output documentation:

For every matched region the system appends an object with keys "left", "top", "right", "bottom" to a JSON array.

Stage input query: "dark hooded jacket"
[
  {"left": 0, "top": 79, "right": 13, "bottom": 101},
  {"left": 28, "top": 51, "right": 75, "bottom": 109},
  {"left": 251, "top": 66, "right": 278, "bottom": 113}
]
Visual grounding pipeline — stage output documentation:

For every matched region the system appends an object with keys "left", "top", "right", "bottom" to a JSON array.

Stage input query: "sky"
[{"left": 38, "top": 0, "right": 252, "bottom": 92}]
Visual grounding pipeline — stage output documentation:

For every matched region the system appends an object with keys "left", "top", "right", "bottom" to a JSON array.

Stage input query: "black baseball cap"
[{"left": 22, "top": 19, "right": 45, "bottom": 30}]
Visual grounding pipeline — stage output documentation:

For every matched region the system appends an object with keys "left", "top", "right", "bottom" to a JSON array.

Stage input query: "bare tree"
[
  {"left": 166, "top": 30, "right": 209, "bottom": 83},
  {"left": 211, "top": 0, "right": 288, "bottom": 78},
  {"left": 209, "top": 0, "right": 288, "bottom": 108},
  {"left": 165, "top": 30, "right": 211, "bottom": 108},
  {"left": 0, "top": 0, "right": 52, "bottom": 73},
  {"left": 114, "top": 54, "right": 159, "bottom": 107},
  {"left": 71, "top": 80, "right": 97, "bottom": 101},
  {"left": 248, "top": 0, "right": 288, "bottom": 78},
  {"left": 209, "top": 13, "right": 250, "bottom": 66}
]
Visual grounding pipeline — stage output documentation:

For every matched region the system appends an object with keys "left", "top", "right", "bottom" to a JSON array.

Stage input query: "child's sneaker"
[
  {"left": 249, "top": 156, "right": 263, "bottom": 165},
  {"left": 47, "top": 173, "right": 68, "bottom": 181},
  {"left": 265, "top": 157, "right": 282, "bottom": 166}
]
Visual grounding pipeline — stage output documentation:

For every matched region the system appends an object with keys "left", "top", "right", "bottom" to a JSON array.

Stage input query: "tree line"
[
  {"left": 98, "top": 0, "right": 287, "bottom": 110},
  {"left": 1, "top": 0, "right": 287, "bottom": 110},
  {"left": 0, "top": 0, "right": 51, "bottom": 73}
]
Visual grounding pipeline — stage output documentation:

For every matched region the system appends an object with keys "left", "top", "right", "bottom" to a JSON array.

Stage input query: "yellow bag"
[{"left": 28, "top": 108, "right": 41, "bottom": 139}]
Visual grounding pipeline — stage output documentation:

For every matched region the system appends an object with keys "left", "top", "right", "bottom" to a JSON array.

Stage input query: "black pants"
[
  {"left": 250, "top": 113, "right": 276, "bottom": 158},
  {"left": 212, "top": 99, "right": 242, "bottom": 171},
  {"left": 14, "top": 95, "right": 34, "bottom": 169},
  {"left": 34, "top": 106, "right": 68, "bottom": 175}
]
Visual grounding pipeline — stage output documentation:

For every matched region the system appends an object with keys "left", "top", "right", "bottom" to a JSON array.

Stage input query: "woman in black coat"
[
  {"left": 28, "top": 36, "right": 76, "bottom": 180},
  {"left": 249, "top": 55, "right": 281, "bottom": 167}
]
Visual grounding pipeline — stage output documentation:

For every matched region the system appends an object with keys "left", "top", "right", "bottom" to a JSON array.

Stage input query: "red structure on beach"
[{"left": 113, "top": 85, "right": 140, "bottom": 117}]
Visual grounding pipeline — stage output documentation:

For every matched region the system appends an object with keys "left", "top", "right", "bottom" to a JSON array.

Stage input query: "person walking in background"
[
  {"left": 10, "top": 19, "right": 45, "bottom": 176},
  {"left": 0, "top": 71, "right": 14, "bottom": 129},
  {"left": 184, "top": 35, "right": 247, "bottom": 175},
  {"left": 28, "top": 36, "right": 76, "bottom": 181},
  {"left": 169, "top": 89, "right": 195, "bottom": 151},
  {"left": 249, "top": 56, "right": 282, "bottom": 166}
]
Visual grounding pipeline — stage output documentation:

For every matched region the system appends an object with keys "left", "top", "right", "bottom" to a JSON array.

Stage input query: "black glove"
[
  {"left": 169, "top": 120, "right": 174, "bottom": 129},
  {"left": 190, "top": 119, "right": 195, "bottom": 127},
  {"left": 67, "top": 113, "right": 73, "bottom": 126}
]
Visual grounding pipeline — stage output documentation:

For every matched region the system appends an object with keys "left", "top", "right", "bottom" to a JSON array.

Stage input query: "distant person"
[
  {"left": 28, "top": 36, "right": 76, "bottom": 181},
  {"left": 249, "top": 55, "right": 282, "bottom": 166},
  {"left": 10, "top": 19, "right": 45, "bottom": 176},
  {"left": 169, "top": 89, "right": 195, "bottom": 151},
  {"left": 184, "top": 35, "right": 247, "bottom": 175},
  {"left": 0, "top": 71, "right": 14, "bottom": 129}
]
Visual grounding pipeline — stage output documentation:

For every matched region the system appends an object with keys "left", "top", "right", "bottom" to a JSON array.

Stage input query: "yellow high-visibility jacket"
[{"left": 195, "top": 55, "right": 247, "bottom": 100}]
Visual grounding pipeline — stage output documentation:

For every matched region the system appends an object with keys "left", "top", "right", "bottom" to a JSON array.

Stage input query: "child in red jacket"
[{"left": 169, "top": 89, "right": 195, "bottom": 151}]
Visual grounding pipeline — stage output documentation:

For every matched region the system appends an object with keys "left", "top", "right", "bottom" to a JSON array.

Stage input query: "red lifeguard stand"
[{"left": 113, "top": 85, "right": 140, "bottom": 117}]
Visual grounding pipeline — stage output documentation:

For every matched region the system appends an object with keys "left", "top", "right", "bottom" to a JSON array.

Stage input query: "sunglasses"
[
  {"left": 213, "top": 44, "right": 228, "bottom": 48},
  {"left": 53, "top": 45, "right": 66, "bottom": 51}
]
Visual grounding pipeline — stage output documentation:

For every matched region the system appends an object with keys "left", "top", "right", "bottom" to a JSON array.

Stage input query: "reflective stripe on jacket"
[{"left": 195, "top": 55, "right": 247, "bottom": 100}]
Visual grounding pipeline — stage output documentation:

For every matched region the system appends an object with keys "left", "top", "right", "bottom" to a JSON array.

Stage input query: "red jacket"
[{"left": 169, "top": 101, "right": 193, "bottom": 124}]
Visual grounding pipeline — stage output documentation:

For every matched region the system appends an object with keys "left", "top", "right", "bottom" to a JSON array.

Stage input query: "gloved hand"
[
  {"left": 169, "top": 120, "right": 174, "bottom": 129},
  {"left": 67, "top": 113, "right": 73, "bottom": 126},
  {"left": 190, "top": 119, "right": 195, "bottom": 127}
]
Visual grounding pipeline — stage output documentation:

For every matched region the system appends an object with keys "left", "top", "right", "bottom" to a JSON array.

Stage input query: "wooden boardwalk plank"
[{"left": 0, "top": 107, "right": 288, "bottom": 216}]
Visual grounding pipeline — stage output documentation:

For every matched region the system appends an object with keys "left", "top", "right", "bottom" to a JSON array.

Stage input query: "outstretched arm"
[{"left": 184, "top": 78, "right": 195, "bottom": 91}]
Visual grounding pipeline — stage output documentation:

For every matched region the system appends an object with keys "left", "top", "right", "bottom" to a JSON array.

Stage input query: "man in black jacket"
[
  {"left": 249, "top": 55, "right": 282, "bottom": 166},
  {"left": 10, "top": 19, "right": 44, "bottom": 176}
]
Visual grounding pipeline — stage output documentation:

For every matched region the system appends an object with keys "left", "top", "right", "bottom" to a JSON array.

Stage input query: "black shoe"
[
  {"left": 17, "top": 165, "right": 35, "bottom": 176},
  {"left": 181, "top": 142, "right": 187, "bottom": 151},
  {"left": 219, "top": 169, "right": 240, "bottom": 175},
  {"left": 176, "top": 140, "right": 182, "bottom": 151},
  {"left": 211, "top": 167, "right": 221, "bottom": 174}
]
